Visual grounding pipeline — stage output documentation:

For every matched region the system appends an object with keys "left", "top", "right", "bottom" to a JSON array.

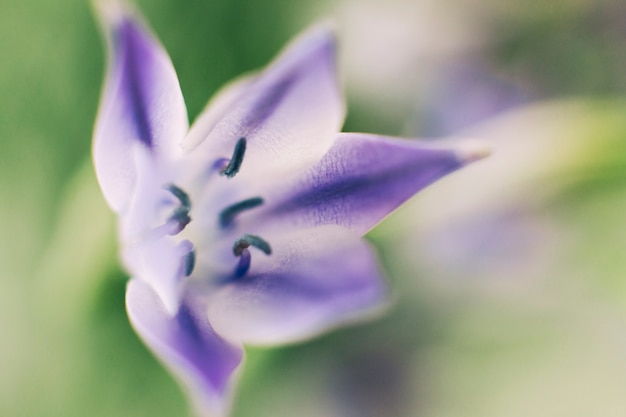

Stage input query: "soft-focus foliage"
[{"left": 2, "top": 0, "right": 626, "bottom": 416}]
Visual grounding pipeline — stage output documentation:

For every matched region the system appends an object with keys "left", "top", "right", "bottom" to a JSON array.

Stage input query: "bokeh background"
[{"left": 2, "top": 0, "right": 626, "bottom": 416}]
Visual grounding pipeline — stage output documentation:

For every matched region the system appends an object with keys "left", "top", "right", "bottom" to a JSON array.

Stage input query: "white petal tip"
[
  {"left": 297, "top": 19, "right": 337, "bottom": 41},
  {"left": 306, "top": 19, "right": 337, "bottom": 40},
  {"left": 455, "top": 141, "right": 491, "bottom": 164},
  {"left": 276, "top": 20, "right": 338, "bottom": 67},
  {"left": 93, "top": 0, "right": 131, "bottom": 27}
]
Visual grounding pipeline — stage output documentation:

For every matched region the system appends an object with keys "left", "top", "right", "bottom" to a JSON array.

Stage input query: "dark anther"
[
  {"left": 168, "top": 208, "right": 191, "bottom": 235},
  {"left": 183, "top": 249, "right": 196, "bottom": 277},
  {"left": 219, "top": 197, "right": 264, "bottom": 228},
  {"left": 221, "top": 137, "right": 247, "bottom": 178},
  {"left": 233, "top": 234, "right": 272, "bottom": 256},
  {"left": 164, "top": 184, "right": 191, "bottom": 211},
  {"left": 232, "top": 234, "right": 271, "bottom": 278},
  {"left": 164, "top": 184, "right": 192, "bottom": 234}
]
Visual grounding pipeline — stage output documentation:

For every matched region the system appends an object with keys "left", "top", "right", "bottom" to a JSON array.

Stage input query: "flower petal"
[
  {"left": 207, "top": 226, "right": 388, "bottom": 345},
  {"left": 183, "top": 74, "right": 257, "bottom": 153},
  {"left": 184, "top": 24, "right": 344, "bottom": 176},
  {"left": 248, "top": 133, "right": 489, "bottom": 235},
  {"left": 93, "top": 4, "right": 188, "bottom": 212},
  {"left": 122, "top": 237, "right": 189, "bottom": 315},
  {"left": 126, "top": 279, "right": 243, "bottom": 417}
]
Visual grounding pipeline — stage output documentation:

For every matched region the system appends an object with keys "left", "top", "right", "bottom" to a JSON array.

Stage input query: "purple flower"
[{"left": 92, "top": 3, "right": 488, "bottom": 416}]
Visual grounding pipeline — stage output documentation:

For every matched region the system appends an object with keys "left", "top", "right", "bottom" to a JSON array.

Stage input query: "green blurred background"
[{"left": 2, "top": 0, "right": 626, "bottom": 416}]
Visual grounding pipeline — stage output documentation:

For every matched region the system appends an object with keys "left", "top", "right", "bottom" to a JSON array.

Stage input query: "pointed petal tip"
[
  {"left": 309, "top": 23, "right": 338, "bottom": 58},
  {"left": 455, "top": 141, "right": 491, "bottom": 164},
  {"left": 275, "top": 19, "right": 338, "bottom": 69},
  {"left": 306, "top": 19, "right": 338, "bottom": 46},
  {"left": 295, "top": 19, "right": 337, "bottom": 47},
  {"left": 93, "top": 0, "right": 155, "bottom": 51},
  {"left": 93, "top": 0, "right": 135, "bottom": 30}
]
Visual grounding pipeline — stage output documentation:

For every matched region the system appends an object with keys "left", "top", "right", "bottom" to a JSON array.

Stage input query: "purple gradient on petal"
[
  {"left": 114, "top": 18, "right": 159, "bottom": 148},
  {"left": 190, "top": 26, "right": 343, "bottom": 175},
  {"left": 208, "top": 227, "right": 388, "bottom": 345},
  {"left": 242, "top": 71, "right": 296, "bottom": 132},
  {"left": 174, "top": 303, "right": 238, "bottom": 395},
  {"left": 262, "top": 133, "right": 469, "bottom": 234},
  {"left": 234, "top": 28, "right": 337, "bottom": 139},
  {"left": 126, "top": 280, "right": 243, "bottom": 414},
  {"left": 93, "top": 11, "right": 187, "bottom": 212}
]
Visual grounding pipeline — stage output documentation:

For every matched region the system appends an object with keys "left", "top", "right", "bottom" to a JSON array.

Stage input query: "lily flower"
[{"left": 92, "top": 3, "right": 488, "bottom": 416}]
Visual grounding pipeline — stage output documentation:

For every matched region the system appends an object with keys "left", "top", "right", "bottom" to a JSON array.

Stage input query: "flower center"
[
  {"left": 216, "top": 137, "right": 274, "bottom": 279},
  {"left": 164, "top": 138, "right": 273, "bottom": 281}
]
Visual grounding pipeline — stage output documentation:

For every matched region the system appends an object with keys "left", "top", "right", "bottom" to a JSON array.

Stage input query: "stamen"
[
  {"left": 164, "top": 184, "right": 192, "bottom": 234},
  {"left": 219, "top": 197, "right": 264, "bottom": 228},
  {"left": 183, "top": 249, "right": 196, "bottom": 277},
  {"left": 231, "top": 234, "right": 271, "bottom": 279},
  {"left": 164, "top": 184, "right": 191, "bottom": 210},
  {"left": 234, "top": 248, "right": 251, "bottom": 278},
  {"left": 176, "top": 240, "right": 196, "bottom": 277},
  {"left": 142, "top": 219, "right": 181, "bottom": 241},
  {"left": 233, "top": 234, "right": 272, "bottom": 256},
  {"left": 221, "top": 137, "right": 247, "bottom": 178},
  {"left": 168, "top": 208, "right": 191, "bottom": 234}
]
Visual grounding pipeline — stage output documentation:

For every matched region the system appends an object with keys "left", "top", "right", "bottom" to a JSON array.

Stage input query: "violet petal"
[
  {"left": 126, "top": 279, "right": 243, "bottom": 417},
  {"left": 252, "top": 133, "right": 488, "bottom": 235},
  {"left": 207, "top": 226, "right": 388, "bottom": 345},
  {"left": 184, "top": 24, "right": 344, "bottom": 178},
  {"left": 93, "top": 5, "right": 188, "bottom": 212}
]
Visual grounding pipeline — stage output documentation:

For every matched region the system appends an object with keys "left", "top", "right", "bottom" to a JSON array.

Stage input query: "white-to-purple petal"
[
  {"left": 93, "top": 5, "right": 188, "bottom": 212},
  {"left": 245, "top": 133, "right": 489, "bottom": 235},
  {"left": 184, "top": 24, "right": 345, "bottom": 179},
  {"left": 126, "top": 279, "right": 243, "bottom": 417},
  {"left": 207, "top": 226, "right": 388, "bottom": 345}
]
